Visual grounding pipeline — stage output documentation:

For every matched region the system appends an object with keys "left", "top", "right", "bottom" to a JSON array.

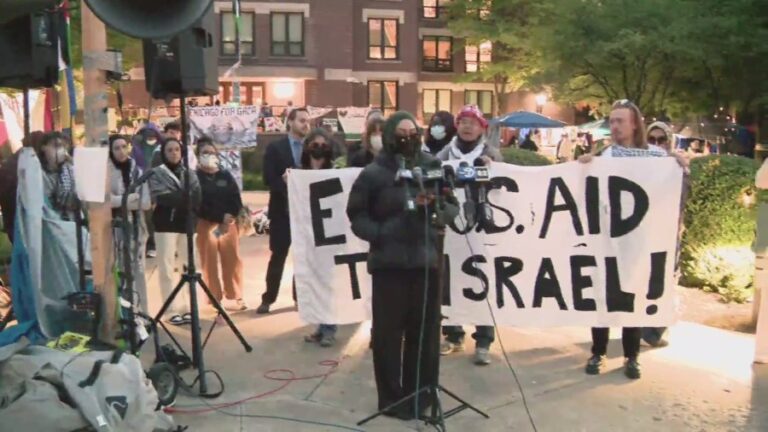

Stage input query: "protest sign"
[
  {"left": 188, "top": 105, "right": 259, "bottom": 148},
  {"left": 288, "top": 159, "right": 683, "bottom": 327}
]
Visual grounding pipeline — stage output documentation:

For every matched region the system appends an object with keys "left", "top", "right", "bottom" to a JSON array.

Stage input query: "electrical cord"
[
  {"left": 457, "top": 210, "right": 539, "bottom": 432},
  {"left": 413, "top": 190, "right": 432, "bottom": 418}
]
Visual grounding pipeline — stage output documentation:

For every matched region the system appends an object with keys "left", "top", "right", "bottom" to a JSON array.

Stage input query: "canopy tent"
[
  {"left": 577, "top": 118, "right": 610, "bottom": 139},
  {"left": 492, "top": 111, "right": 568, "bottom": 129}
]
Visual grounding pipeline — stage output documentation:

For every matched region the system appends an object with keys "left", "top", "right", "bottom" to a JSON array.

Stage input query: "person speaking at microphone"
[
  {"left": 347, "top": 111, "right": 451, "bottom": 420},
  {"left": 436, "top": 104, "right": 502, "bottom": 366}
]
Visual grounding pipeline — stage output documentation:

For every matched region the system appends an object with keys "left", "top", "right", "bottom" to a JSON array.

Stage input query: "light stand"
[
  {"left": 358, "top": 174, "right": 488, "bottom": 431},
  {"left": 149, "top": 96, "right": 252, "bottom": 396}
]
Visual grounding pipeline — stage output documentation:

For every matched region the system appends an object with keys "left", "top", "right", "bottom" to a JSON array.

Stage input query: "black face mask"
[
  {"left": 309, "top": 147, "right": 327, "bottom": 159},
  {"left": 394, "top": 134, "right": 421, "bottom": 156}
]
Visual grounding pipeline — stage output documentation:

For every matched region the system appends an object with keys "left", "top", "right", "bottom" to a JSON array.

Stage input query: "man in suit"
[{"left": 257, "top": 107, "right": 311, "bottom": 314}]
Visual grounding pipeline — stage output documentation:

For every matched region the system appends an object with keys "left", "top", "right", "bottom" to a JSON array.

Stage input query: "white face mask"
[
  {"left": 370, "top": 134, "right": 383, "bottom": 152},
  {"left": 146, "top": 138, "right": 158, "bottom": 145},
  {"left": 200, "top": 154, "right": 219, "bottom": 169},
  {"left": 430, "top": 125, "right": 447, "bottom": 140}
]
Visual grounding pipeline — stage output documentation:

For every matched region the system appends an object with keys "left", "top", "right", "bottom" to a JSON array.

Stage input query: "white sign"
[
  {"left": 289, "top": 159, "right": 683, "bottom": 327},
  {"left": 188, "top": 105, "right": 260, "bottom": 148},
  {"left": 73, "top": 147, "right": 109, "bottom": 203}
]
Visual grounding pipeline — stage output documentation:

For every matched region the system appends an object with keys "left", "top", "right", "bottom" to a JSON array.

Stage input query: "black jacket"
[
  {"left": 149, "top": 164, "right": 202, "bottom": 234},
  {"left": 196, "top": 169, "right": 243, "bottom": 224},
  {"left": 263, "top": 137, "right": 298, "bottom": 218},
  {"left": 347, "top": 151, "right": 446, "bottom": 272}
]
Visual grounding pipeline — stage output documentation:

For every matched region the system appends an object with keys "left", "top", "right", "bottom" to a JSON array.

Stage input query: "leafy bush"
[
  {"left": 242, "top": 171, "right": 267, "bottom": 191},
  {"left": 679, "top": 155, "right": 759, "bottom": 302},
  {"left": 501, "top": 147, "right": 554, "bottom": 166}
]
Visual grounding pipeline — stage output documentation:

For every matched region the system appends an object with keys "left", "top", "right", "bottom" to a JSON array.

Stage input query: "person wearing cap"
[{"left": 436, "top": 104, "right": 501, "bottom": 366}]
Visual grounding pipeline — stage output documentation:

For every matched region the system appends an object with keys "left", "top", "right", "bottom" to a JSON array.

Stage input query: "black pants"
[
  {"left": 442, "top": 325, "right": 495, "bottom": 349},
  {"left": 263, "top": 217, "right": 293, "bottom": 305},
  {"left": 591, "top": 327, "right": 641, "bottom": 359},
  {"left": 372, "top": 269, "right": 440, "bottom": 411},
  {"left": 144, "top": 210, "right": 155, "bottom": 251}
]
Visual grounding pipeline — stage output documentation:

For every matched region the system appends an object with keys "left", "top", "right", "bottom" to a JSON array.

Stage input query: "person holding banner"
[
  {"left": 257, "top": 108, "right": 311, "bottom": 314},
  {"left": 347, "top": 111, "right": 457, "bottom": 419},
  {"left": 149, "top": 138, "right": 202, "bottom": 325},
  {"left": 348, "top": 117, "right": 385, "bottom": 168},
  {"left": 579, "top": 100, "right": 688, "bottom": 379},
  {"left": 437, "top": 105, "right": 501, "bottom": 366},
  {"left": 299, "top": 128, "right": 340, "bottom": 347},
  {"left": 194, "top": 137, "right": 247, "bottom": 312}
]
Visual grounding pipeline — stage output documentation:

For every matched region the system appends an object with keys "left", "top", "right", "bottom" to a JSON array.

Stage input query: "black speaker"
[
  {"left": 142, "top": 8, "right": 217, "bottom": 99},
  {"left": 0, "top": 11, "right": 60, "bottom": 89}
]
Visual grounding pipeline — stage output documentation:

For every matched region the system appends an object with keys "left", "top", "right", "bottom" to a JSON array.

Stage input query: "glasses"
[
  {"left": 309, "top": 141, "right": 327, "bottom": 148},
  {"left": 612, "top": 99, "right": 636, "bottom": 109},
  {"left": 647, "top": 136, "right": 668, "bottom": 145}
]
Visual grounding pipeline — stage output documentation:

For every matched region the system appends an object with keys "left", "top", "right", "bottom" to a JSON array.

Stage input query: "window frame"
[
  {"left": 270, "top": 11, "right": 305, "bottom": 57},
  {"left": 421, "top": 0, "right": 449, "bottom": 19},
  {"left": 368, "top": 81, "right": 399, "bottom": 116},
  {"left": 422, "top": 36, "right": 453, "bottom": 72},
  {"left": 220, "top": 11, "right": 255, "bottom": 56},
  {"left": 423, "top": 89, "right": 453, "bottom": 120},
  {"left": 367, "top": 18, "right": 400, "bottom": 60},
  {"left": 464, "top": 90, "right": 494, "bottom": 118},
  {"left": 465, "top": 41, "right": 492, "bottom": 73}
]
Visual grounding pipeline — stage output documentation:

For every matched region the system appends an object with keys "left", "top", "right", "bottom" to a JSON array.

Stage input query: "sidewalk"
[{"left": 139, "top": 191, "right": 768, "bottom": 431}]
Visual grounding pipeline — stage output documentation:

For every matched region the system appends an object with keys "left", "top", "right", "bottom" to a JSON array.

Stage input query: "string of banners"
[{"left": 288, "top": 158, "right": 684, "bottom": 327}]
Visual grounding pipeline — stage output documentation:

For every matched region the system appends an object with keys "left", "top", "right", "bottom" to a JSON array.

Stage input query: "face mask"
[
  {"left": 55, "top": 147, "right": 68, "bottom": 163},
  {"left": 395, "top": 134, "right": 421, "bottom": 156},
  {"left": 370, "top": 135, "right": 383, "bottom": 152},
  {"left": 200, "top": 154, "right": 219, "bottom": 169},
  {"left": 309, "top": 147, "right": 326, "bottom": 160},
  {"left": 430, "top": 125, "right": 447, "bottom": 140},
  {"left": 146, "top": 138, "right": 158, "bottom": 145}
]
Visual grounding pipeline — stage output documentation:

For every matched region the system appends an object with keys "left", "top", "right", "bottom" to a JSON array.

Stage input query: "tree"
[
  {"left": 67, "top": 4, "right": 144, "bottom": 71},
  {"left": 530, "top": 0, "right": 685, "bottom": 115},
  {"left": 446, "top": 0, "right": 541, "bottom": 116}
]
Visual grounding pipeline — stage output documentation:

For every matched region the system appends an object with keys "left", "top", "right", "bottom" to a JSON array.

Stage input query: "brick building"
[{"left": 124, "top": 0, "right": 574, "bottom": 124}]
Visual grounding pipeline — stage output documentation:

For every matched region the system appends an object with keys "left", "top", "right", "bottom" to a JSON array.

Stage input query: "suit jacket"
[{"left": 263, "top": 136, "right": 299, "bottom": 218}]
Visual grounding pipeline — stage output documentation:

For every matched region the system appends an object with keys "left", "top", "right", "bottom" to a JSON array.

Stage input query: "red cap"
[{"left": 456, "top": 104, "right": 488, "bottom": 129}]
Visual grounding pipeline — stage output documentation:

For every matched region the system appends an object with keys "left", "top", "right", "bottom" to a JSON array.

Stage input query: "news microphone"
[
  {"left": 442, "top": 165, "right": 457, "bottom": 190},
  {"left": 458, "top": 161, "right": 476, "bottom": 226},
  {"left": 397, "top": 155, "right": 416, "bottom": 211},
  {"left": 473, "top": 158, "right": 493, "bottom": 224}
]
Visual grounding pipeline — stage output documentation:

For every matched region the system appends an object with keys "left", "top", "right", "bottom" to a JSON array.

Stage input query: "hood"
[
  {"left": 647, "top": 121, "right": 673, "bottom": 145},
  {"left": 383, "top": 111, "right": 422, "bottom": 159}
]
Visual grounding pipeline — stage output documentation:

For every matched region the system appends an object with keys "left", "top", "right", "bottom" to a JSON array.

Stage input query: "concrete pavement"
[{"left": 138, "top": 192, "right": 768, "bottom": 431}]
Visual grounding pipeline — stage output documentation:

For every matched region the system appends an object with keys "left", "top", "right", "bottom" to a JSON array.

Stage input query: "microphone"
[
  {"left": 458, "top": 161, "right": 476, "bottom": 226},
  {"left": 412, "top": 166, "right": 425, "bottom": 193},
  {"left": 397, "top": 155, "right": 416, "bottom": 212},
  {"left": 442, "top": 165, "right": 456, "bottom": 190},
  {"left": 473, "top": 158, "right": 493, "bottom": 225}
]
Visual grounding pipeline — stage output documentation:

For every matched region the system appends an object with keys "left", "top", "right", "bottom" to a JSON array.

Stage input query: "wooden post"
[{"left": 81, "top": 0, "right": 117, "bottom": 344}]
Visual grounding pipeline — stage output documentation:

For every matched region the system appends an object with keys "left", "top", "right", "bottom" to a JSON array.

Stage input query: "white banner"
[
  {"left": 188, "top": 105, "right": 260, "bottom": 148},
  {"left": 289, "top": 159, "right": 683, "bottom": 327}
]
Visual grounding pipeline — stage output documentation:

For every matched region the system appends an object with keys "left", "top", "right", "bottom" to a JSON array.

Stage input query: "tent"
[{"left": 493, "top": 111, "right": 568, "bottom": 129}]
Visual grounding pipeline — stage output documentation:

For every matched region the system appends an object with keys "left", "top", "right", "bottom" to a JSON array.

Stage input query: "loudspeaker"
[
  {"left": 142, "top": 8, "right": 218, "bottom": 99},
  {"left": 0, "top": 11, "right": 60, "bottom": 89},
  {"left": 84, "top": 0, "right": 213, "bottom": 40}
]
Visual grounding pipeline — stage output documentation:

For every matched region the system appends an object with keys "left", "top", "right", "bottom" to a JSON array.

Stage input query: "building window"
[
  {"left": 221, "top": 12, "right": 254, "bottom": 56},
  {"left": 465, "top": 41, "right": 492, "bottom": 72},
  {"left": 422, "top": 36, "right": 453, "bottom": 72},
  {"left": 271, "top": 12, "right": 304, "bottom": 57},
  {"left": 465, "top": 90, "right": 493, "bottom": 117},
  {"left": 368, "top": 81, "right": 399, "bottom": 117},
  {"left": 423, "top": 89, "right": 452, "bottom": 120},
  {"left": 368, "top": 18, "right": 399, "bottom": 60},
  {"left": 422, "top": 0, "right": 450, "bottom": 19}
]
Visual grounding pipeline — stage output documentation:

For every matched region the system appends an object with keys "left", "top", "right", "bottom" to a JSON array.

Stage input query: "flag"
[{"left": 57, "top": 1, "right": 76, "bottom": 133}]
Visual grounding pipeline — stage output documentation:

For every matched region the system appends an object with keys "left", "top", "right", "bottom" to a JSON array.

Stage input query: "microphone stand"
[{"left": 358, "top": 166, "right": 488, "bottom": 431}]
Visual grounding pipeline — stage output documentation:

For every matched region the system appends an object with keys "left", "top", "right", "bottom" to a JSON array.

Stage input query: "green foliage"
[
  {"left": 0, "top": 233, "right": 10, "bottom": 264},
  {"left": 67, "top": 7, "right": 144, "bottom": 70},
  {"left": 501, "top": 147, "right": 553, "bottom": 166},
  {"left": 679, "top": 155, "right": 759, "bottom": 302},
  {"left": 242, "top": 171, "right": 266, "bottom": 191}
]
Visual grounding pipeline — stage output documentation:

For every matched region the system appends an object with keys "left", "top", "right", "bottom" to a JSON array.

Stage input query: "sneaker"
[
  {"left": 181, "top": 313, "right": 193, "bottom": 324},
  {"left": 585, "top": 354, "right": 604, "bottom": 375},
  {"left": 146, "top": 249, "right": 157, "bottom": 258},
  {"left": 440, "top": 340, "right": 465, "bottom": 356},
  {"left": 319, "top": 334, "right": 336, "bottom": 348},
  {"left": 256, "top": 302, "right": 271, "bottom": 314},
  {"left": 224, "top": 299, "right": 248, "bottom": 312},
  {"left": 168, "top": 315, "right": 185, "bottom": 326},
  {"left": 624, "top": 357, "right": 641, "bottom": 379},
  {"left": 474, "top": 347, "right": 491, "bottom": 366}
]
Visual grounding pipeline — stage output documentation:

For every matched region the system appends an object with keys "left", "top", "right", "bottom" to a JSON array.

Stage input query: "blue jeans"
[
  {"left": 317, "top": 324, "right": 337, "bottom": 337},
  {"left": 442, "top": 325, "right": 495, "bottom": 349}
]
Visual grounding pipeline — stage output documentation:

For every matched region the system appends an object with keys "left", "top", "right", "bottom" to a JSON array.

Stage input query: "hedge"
[
  {"left": 501, "top": 147, "right": 554, "bottom": 166},
  {"left": 679, "top": 155, "right": 759, "bottom": 303}
]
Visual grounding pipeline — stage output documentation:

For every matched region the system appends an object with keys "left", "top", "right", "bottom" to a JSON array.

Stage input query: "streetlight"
[{"left": 535, "top": 93, "right": 547, "bottom": 113}]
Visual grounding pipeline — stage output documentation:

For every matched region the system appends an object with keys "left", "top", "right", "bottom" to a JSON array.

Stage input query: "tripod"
[
  {"left": 149, "top": 97, "right": 252, "bottom": 396},
  {"left": 358, "top": 179, "right": 488, "bottom": 431}
]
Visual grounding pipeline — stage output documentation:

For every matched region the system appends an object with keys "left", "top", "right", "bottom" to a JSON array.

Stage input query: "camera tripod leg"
[{"left": 195, "top": 275, "right": 252, "bottom": 353}]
